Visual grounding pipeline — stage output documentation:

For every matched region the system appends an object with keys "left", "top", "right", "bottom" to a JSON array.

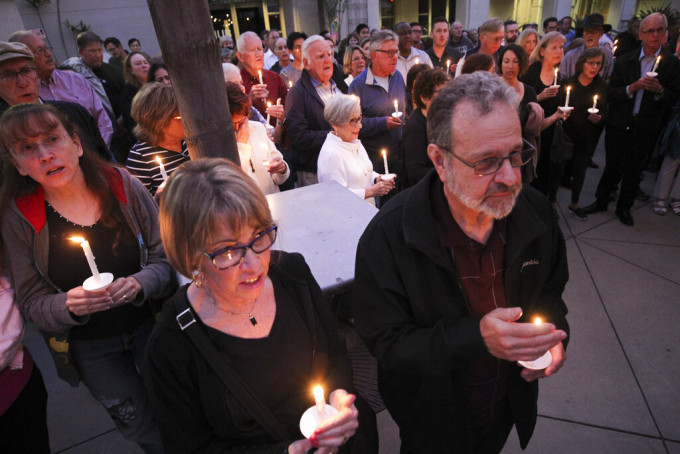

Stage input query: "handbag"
[
  {"left": 550, "top": 120, "right": 573, "bottom": 164},
  {"left": 173, "top": 296, "right": 290, "bottom": 442}
]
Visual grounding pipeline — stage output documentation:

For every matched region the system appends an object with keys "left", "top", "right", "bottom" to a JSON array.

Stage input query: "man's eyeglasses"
[
  {"left": 0, "top": 66, "right": 37, "bottom": 84},
  {"left": 484, "top": 33, "right": 504, "bottom": 44},
  {"left": 204, "top": 225, "right": 278, "bottom": 270},
  {"left": 374, "top": 49, "right": 399, "bottom": 58},
  {"left": 11, "top": 132, "right": 69, "bottom": 159},
  {"left": 640, "top": 27, "right": 667, "bottom": 35},
  {"left": 34, "top": 46, "right": 52, "bottom": 56},
  {"left": 439, "top": 139, "right": 536, "bottom": 176}
]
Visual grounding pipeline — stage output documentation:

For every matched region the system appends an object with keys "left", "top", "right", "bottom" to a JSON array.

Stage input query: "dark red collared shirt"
[
  {"left": 430, "top": 178, "right": 512, "bottom": 427},
  {"left": 240, "top": 67, "right": 288, "bottom": 126}
]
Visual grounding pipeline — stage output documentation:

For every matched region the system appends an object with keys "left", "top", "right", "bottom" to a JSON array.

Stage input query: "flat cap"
[{"left": 0, "top": 41, "right": 34, "bottom": 64}]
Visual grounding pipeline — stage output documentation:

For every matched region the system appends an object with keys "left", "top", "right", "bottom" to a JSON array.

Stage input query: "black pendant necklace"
[{"left": 208, "top": 294, "right": 258, "bottom": 326}]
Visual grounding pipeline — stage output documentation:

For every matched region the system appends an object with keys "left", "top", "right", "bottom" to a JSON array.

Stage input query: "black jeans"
[{"left": 595, "top": 122, "right": 658, "bottom": 211}]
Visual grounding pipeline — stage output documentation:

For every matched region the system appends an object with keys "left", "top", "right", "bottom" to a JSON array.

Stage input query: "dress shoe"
[
  {"left": 615, "top": 209, "right": 634, "bottom": 226},
  {"left": 588, "top": 158, "right": 599, "bottom": 169},
  {"left": 582, "top": 202, "right": 608, "bottom": 215},
  {"left": 636, "top": 189, "right": 651, "bottom": 202}
]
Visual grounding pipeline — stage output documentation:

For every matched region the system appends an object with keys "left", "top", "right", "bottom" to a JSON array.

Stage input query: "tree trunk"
[{"left": 146, "top": 0, "right": 239, "bottom": 163}]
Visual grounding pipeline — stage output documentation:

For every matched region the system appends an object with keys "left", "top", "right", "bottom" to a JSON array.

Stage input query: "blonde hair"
[
  {"left": 159, "top": 158, "right": 274, "bottom": 278},
  {"left": 530, "top": 31, "right": 566, "bottom": 65},
  {"left": 131, "top": 82, "right": 178, "bottom": 145}
]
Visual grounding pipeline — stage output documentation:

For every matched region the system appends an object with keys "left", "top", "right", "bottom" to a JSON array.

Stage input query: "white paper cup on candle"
[
  {"left": 587, "top": 108, "right": 599, "bottom": 114},
  {"left": 646, "top": 71, "right": 658, "bottom": 78},
  {"left": 391, "top": 111, "right": 403, "bottom": 118},
  {"left": 83, "top": 272, "right": 114, "bottom": 291},
  {"left": 299, "top": 404, "right": 338, "bottom": 438},
  {"left": 558, "top": 106, "right": 573, "bottom": 113},
  {"left": 381, "top": 173, "right": 396, "bottom": 181},
  {"left": 518, "top": 350, "right": 552, "bottom": 370}
]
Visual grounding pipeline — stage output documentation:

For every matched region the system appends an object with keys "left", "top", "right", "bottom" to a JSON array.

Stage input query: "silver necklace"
[{"left": 207, "top": 293, "right": 258, "bottom": 326}]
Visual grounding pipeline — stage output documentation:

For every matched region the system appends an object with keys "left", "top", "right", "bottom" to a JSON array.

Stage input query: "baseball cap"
[{"left": 0, "top": 41, "right": 34, "bottom": 64}]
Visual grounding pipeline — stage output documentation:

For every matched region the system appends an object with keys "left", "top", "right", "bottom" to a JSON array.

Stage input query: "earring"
[{"left": 192, "top": 269, "right": 204, "bottom": 288}]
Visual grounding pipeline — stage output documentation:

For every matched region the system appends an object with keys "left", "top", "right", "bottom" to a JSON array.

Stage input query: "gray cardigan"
[{"left": 2, "top": 167, "right": 173, "bottom": 335}]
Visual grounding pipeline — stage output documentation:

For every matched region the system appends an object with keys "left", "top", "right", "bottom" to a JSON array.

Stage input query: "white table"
[{"left": 266, "top": 181, "right": 378, "bottom": 295}]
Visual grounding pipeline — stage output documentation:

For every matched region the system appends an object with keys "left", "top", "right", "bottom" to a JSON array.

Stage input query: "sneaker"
[
  {"left": 653, "top": 199, "right": 667, "bottom": 215},
  {"left": 568, "top": 205, "right": 587, "bottom": 220},
  {"left": 671, "top": 199, "right": 680, "bottom": 216}
]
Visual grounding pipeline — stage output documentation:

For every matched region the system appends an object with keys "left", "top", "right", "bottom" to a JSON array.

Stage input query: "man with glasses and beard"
[{"left": 353, "top": 72, "right": 569, "bottom": 453}]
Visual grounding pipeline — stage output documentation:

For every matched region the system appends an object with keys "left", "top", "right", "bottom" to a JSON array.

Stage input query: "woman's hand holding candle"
[
  {"left": 107, "top": 277, "right": 143, "bottom": 307},
  {"left": 65, "top": 286, "right": 113, "bottom": 316},
  {"left": 309, "top": 389, "right": 359, "bottom": 450},
  {"left": 267, "top": 157, "right": 287, "bottom": 175}
]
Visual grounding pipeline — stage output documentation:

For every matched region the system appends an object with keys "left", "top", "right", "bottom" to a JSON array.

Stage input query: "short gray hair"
[
  {"left": 222, "top": 62, "right": 241, "bottom": 83},
  {"left": 640, "top": 12, "right": 668, "bottom": 32},
  {"left": 324, "top": 94, "right": 360, "bottom": 127},
  {"left": 7, "top": 30, "right": 33, "bottom": 43},
  {"left": 369, "top": 30, "right": 398, "bottom": 54},
  {"left": 427, "top": 72, "right": 519, "bottom": 150},
  {"left": 302, "top": 35, "right": 326, "bottom": 62},
  {"left": 479, "top": 17, "right": 503, "bottom": 35},
  {"left": 236, "top": 31, "right": 259, "bottom": 54}
]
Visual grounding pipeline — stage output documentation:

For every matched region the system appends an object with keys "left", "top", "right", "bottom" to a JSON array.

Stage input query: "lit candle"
[
  {"left": 288, "top": 80, "right": 293, "bottom": 88},
  {"left": 446, "top": 59, "right": 451, "bottom": 75},
  {"left": 313, "top": 386, "right": 326, "bottom": 418},
  {"left": 156, "top": 156, "right": 168, "bottom": 181},
  {"left": 553, "top": 67, "right": 559, "bottom": 86},
  {"left": 393, "top": 99, "right": 399, "bottom": 115},
  {"left": 592, "top": 95, "right": 598, "bottom": 110},
  {"left": 266, "top": 101, "right": 272, "bottom": 125},
  {"left": 651, "top": 55, "right": 661, "bottom": 74},
  {"left": 415, "top": 56, "right": 419, "bottom": 65},
  {"left": 258, "top": 69, "right": 263, "bottom": 84},
  {"left": 69, "top": 237, "right": 102, "bottom": 285},
  {"left": 534, "top": 317, "right": 542, "bottom": 325},
  {"left": 564, "top": 86, "right": 571, "bottom": 108},
  {"left": 382, "top": 149, "right": 389, "bottom": 174}
]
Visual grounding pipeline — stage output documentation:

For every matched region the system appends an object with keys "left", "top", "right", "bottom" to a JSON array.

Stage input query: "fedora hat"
[{"left": 577, "top": 14, "right": 612, "bottom": 33}]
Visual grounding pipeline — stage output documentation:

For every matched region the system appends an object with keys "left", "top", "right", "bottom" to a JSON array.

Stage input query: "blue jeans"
[{"left": 70, "top": 318, "right": 163, "bottom": 454}]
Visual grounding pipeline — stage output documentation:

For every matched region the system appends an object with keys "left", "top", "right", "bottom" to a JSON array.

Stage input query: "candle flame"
[
  {"left": 288, "top": 80, "right": 293, "bottom": 88},
  {"left": 313, "top": 385, "right": 324, "bottom": 402},
  {"left": 382, "top": 149, "right": 387, "bottom": 158},
  {"left": 446, "top": 59, "right": 450, "bottom": 66},
  {"left": 267, "top": 101, "right": 271, "bottom": 107},
  {"left": 534, "top": 317, "right": 542, "bottom": 325},
  {"left": 69, "top": 236, "right": 86, "bottom": 243},
  {"left": 155, "top": 156, "right": 162, "bottom": 165}
]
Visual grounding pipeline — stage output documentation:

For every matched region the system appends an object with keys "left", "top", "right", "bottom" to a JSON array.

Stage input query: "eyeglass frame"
[
  {"left": 347, "top": 115, "right": 363, "bottom": 127},
  {"left": 437, "top": 138, "right": 536, "bottom": 176},
  {"left": 639, "top": 27, "right": 667, "bottom": 35},
  {"left": 203, "top": 225, "right": 278, "bottom": 270},
  {"left": 9, "top": 132, "right": 70, "bottom": 159},
  {"left": 0, "top": 65, "right": 37, "bottom": 84},
  {"left": 33, "top": 45, "right": 53, "bottom": 56},
  {"left": 374, "top": 49, "right": 399, "bottom": 58}
]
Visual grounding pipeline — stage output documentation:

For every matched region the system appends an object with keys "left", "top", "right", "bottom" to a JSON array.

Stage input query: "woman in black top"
[
  {"left": 149, "top": 159, "right": 373, "bottom": 453},
  {"left": 521, "top": 32, "right": 571, "bottom": 205},
  {"left": 402, "top": 68, "right": 448, "bottom": 188},
  {"left": 561, "top": 48, "right": 607, "bottom": 219},
  {"left": 119, "top": 51, "right": 150, "bottom": 134}
]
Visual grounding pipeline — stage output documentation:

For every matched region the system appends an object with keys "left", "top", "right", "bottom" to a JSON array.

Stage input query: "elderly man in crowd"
[
  {"left": 349, "top": 30, "right": 405, "bottom": 176},
  {"left": 9, "top": 30, "right": 114, "bottom": 147},
  {"left": 394, "top": 22, "right": 432, "bottom": 85},
  {"left": 263, "top": 28, "right": 281, "bottom": 70},
  {"left": 457, "top": 17, "right": 504, "bottom": 76},
  {"left": 61, "top": 32, "right": 125, "bottom": 122},
  {"left": 0, "top": 41, "right": 114, "bottom": 161},
  {"left": 560, "top": 13, "right": 615, "bottom": 82},
  {"left": 284, "top": 35, "right": 342, "bottom": 186},
  {"left": 448, "top": 21, "right": 475, "bottom": 55},
  {"left": 583, "top": 12, "right": 680, "bottom": 226},
  {"left": 237, "top": 31, "right": 287, "bottom": 128},
  {"left": 353, "top": 71, "right": 569, "bottom": 454},
  {"left": 427, "top": 17, "right": 462, "bottom": 73}
]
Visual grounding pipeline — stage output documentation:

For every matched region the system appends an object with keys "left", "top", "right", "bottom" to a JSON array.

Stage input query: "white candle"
[
  {"left": 266, "top": 101, "right": 272, "bottom": 125},
  {"left": 288, "top": 80, "right": 293, "bottom": 88},
  {"left": 313, "top": 386, "right": 326, "bottom": 418},
  {"left": 564, "top": 86, "right": 571, "bottom": 108},
  {"left": 70, "top": 237, "right": 102, "bottom": 285},
  {"left": 258, "top": 69, "right": 263, "bottom": 84},
  {"left": 415, "top": 56, "right": 419, "bottom": 65},
  {"left": 553, "top": 68, "right": 558, "bottom": 86},
  {"left": 393, "top": 99, "right": 398, "bottom": 115},
  {"left": 156, "top": 156, "right": 168, "bottom": 181},
  {"left": 651, "top": 55, "right": 661, "bottom": 73},
  {"left": 382, "top": 149, "right": 389, "bottom": 174},
  {"left": 446, "top": 59, "right": 451, "bottom": 75},
  {"left": 592, "top": 95, "right": 598, "bottom": 110}
]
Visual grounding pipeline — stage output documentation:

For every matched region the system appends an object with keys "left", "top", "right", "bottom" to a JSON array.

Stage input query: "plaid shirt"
[{"left": 241, "top": 67, "right": 288, "bottom": 126}]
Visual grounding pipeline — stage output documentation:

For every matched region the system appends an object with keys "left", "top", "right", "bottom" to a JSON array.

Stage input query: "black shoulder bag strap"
[{"left": 174, "top": 296, "right": 290, "bottom": 442}]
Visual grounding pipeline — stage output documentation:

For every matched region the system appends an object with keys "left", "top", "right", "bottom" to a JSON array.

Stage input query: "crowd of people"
[{"left": 0, "top": 8, "right": 679, "bottom": 454}]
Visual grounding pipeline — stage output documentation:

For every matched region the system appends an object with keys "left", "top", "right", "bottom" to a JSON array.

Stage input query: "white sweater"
[{"left": 237, "top": 121, "right": 290, "bottom": 195}]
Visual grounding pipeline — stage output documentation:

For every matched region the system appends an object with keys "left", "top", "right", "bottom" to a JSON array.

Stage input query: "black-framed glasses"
[
  {"left": 0, "top": 65, "right": 36, "bottom": 84},
  {"left": 374, "top": 49, "right": 399, "bottom": 58},
  {"left": 439, "top": 139, "right": 536, "bottom": 176},
  {"left": 204, "top": 225, "right": 278, "bottom": 270}
]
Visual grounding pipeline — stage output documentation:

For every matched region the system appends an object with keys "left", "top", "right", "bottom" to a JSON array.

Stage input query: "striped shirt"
[{"left": 126, "top": 141, "right": 190, "bottom": 195}]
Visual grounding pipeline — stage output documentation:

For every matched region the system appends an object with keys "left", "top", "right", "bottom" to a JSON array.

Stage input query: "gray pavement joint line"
[
  {"left": 53, "top": 428, "right": 119, "bottom": 454},
  {"left": 537, "top": 413, "right": 680, "bottom": 443},
  {"left": 572, "top": 237, "right": 670, "bottom": 453},
  {"left": 578, "top": 238, "right": 680, "bottom": 287},
  {"left": 575, "top": 237, "right": 680, "bottom": 249}
]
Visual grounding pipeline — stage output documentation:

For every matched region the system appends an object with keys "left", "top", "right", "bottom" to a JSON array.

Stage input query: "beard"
[{"left": 445, "top": 169, "right": 521, "bottom": 219}]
